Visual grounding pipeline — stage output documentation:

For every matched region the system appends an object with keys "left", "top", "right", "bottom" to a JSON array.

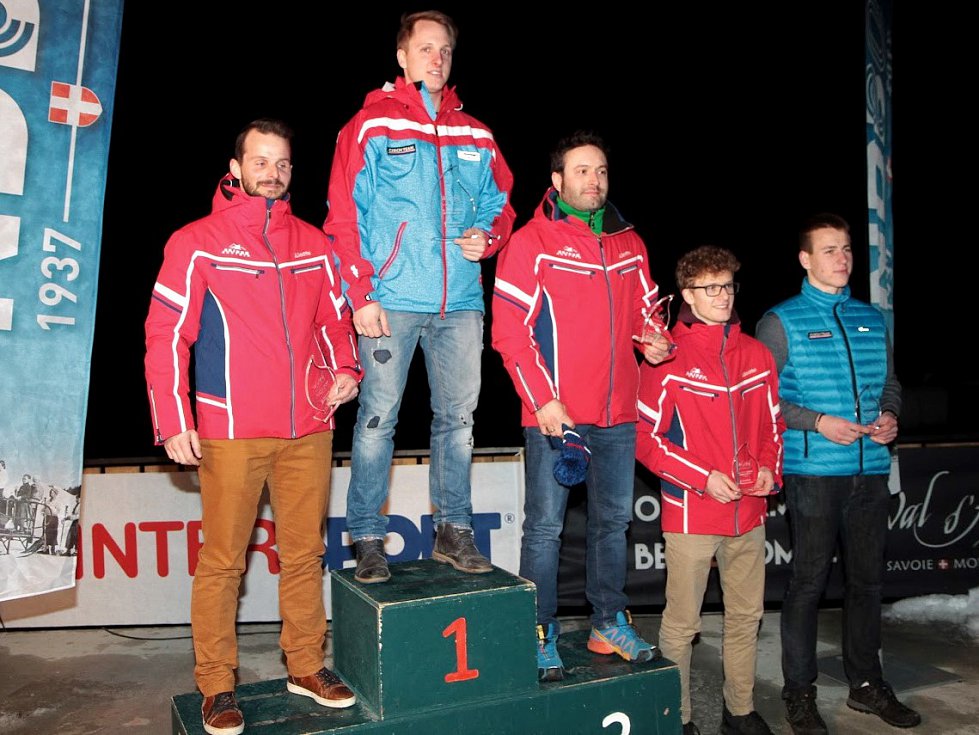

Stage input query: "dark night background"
[{"left": 84, "top": 3, "right": 967, "bottom": 463}]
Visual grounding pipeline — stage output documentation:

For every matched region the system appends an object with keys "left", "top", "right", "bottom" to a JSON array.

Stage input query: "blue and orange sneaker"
[
  {"left": 587, "top": 610, "right": 661, "bottom": 662},
  {"left": 536, "top": 623, "right": 564, "bottom": 681}
]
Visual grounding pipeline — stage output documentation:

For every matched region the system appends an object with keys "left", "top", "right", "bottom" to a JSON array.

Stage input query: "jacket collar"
[
  {"left": 539, "top": 187, "right": 632, "bottom": 235},
  {"left": 213, "top": 174, "right": 292, "bottom": 223},
  {"left": 800, "top": 277, "right": 851, "bottom": 305}
]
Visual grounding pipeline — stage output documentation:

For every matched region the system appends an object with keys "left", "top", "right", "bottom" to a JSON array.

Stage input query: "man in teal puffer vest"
[{"left": 756, "top": 213, "right": 919, "bottom": 734}]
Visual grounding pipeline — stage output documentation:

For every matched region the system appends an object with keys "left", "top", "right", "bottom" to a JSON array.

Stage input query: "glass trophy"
[
  {"left": 640, "top": 294, "right": 676, "bottom": 353},
  {"left": 305, "top": 358, "right": 338, "bottom": 424},
  {"left": 732, "top": 442, "right": 759, "bottom": 491},
  {"left": 857, "top": 386, "right": 882, "bottom": 429},
  {"left": 436, "top": 167, "right": 478, "bottom": 242}
]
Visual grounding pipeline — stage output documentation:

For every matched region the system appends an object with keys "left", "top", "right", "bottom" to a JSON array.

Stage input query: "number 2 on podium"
[{"left": 442, "top": 617, "right": 479, "bottom": 682}]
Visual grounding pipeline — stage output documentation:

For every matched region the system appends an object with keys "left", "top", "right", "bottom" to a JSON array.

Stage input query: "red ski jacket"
[
  {"left": 145, "top": 176, "right": 360, "bottom": 442},
  {"left": 491, "top": 189, "right": 661, "bottom": 427},
  {"left": 637, "top": 310, "right": 784, "bottom": 536}
]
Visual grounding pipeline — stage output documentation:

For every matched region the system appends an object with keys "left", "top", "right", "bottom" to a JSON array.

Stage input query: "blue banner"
[
  {"left": 865, "top": 0, "right": 894, "bottom": 333},
  {"left": 0, "top": 0, "right": 123, "bottom": 600}
]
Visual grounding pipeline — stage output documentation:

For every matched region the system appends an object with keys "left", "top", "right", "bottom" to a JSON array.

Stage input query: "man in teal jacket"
[
  {"left": 323, "top": 10, "right": 515, "bottom": 583},
  {"left": 756, "top": 213, "right": 920, "bottom": 734}
]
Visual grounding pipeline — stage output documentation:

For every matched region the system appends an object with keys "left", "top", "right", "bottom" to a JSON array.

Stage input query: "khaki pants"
[
  {"left": 192, "top": 432, "right": 333, "bottom": 695},
  {"left": 660, "top": 526, "right": 766, "bottom": 722}
]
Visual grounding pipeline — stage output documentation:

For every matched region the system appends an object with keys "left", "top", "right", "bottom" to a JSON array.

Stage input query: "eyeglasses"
[{"left": 688, "top": 282, "right": 739, "bottom": 297}]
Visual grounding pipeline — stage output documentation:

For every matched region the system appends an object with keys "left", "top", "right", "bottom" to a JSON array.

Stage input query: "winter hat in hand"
[{"left": 552, "top": 424, "right": 591, "bottom": 486}]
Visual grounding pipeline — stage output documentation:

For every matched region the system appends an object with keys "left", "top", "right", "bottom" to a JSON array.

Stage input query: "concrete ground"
[{"left": 0, "top": 607, "right": 975, "bottom": 734}]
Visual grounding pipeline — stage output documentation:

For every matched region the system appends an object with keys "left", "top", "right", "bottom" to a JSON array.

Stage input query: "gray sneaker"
[{"left": 431, "top": 523, "right": 493, "bottom": 573}]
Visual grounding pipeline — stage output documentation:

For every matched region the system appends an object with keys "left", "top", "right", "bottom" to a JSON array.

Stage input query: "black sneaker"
[
  {"left": 431, "top": 523, "right": 493, "bottom": 573},
  {"left": 721, "top": 705, "right": 774, "bottom": 735},
  {"left": 354, "top": 538, "right": 390, "bottom": 583},
  {"left": 847, "top": 681, "right": 921, "bottom": 728},
  {"left": 682, "top": 722, "right": 701, "bottom": 735},
  {"left": 783, "top": 686, "right": 828, "bottom": 735}
]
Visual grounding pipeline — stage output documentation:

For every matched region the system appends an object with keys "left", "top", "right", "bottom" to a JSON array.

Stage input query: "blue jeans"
[
  {"left": 520, "top": 422, "right": 635, "bottom": 629},
  {"left": 346, "top": 310, "right": 482, "bottom": 541},
  {"left": 780, "top": 473, "right": 891, "bottom": 690}
]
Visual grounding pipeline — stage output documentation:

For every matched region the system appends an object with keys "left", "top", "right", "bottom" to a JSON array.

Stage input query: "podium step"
[
  {"left": 331, "top": 559, "right": 539, "bottom": 717},
  {"left": 171, "top": 632, "right": 680, "bottom": 734},
  {"left": 171, "top": 559, "right": 681, "bottom": 733}
]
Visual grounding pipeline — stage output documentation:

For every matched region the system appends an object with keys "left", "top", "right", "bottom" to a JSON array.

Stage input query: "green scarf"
[{"left": 557, "top": 197, "right": 604, "bottom": 236}]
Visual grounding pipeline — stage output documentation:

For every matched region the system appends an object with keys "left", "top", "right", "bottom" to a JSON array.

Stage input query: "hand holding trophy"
[
  {"left": 857, "top": 385, "right": 882, "bottom": 430},
  {"left": 732, "top": 442, "right": 760, "bottom": 492},
  {"left": 640, "top": 294, "right": 677, "bottom": 356},
  {"left": 305, "top": 357, "right": 339, "bottom": 424}
]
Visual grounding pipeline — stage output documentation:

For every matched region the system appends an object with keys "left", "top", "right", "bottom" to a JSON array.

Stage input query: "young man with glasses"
[
  {"left": 636, "top": 245, "right": 785, "bottom": 735},
  {"left": 322, "top": 11, "right": 515, "bottom": 583},
  {"left": 756, "top": 213, "right": 919, "bottom": 734}
]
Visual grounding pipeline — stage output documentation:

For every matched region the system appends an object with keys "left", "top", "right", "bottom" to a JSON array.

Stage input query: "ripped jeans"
[{"left": 345, "top": 309, "right": 483, "bottom": 542}]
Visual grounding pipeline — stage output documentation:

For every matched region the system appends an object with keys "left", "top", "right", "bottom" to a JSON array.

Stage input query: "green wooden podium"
[{"left": 172, "top": 560, "right": 681, "bottom": 734}]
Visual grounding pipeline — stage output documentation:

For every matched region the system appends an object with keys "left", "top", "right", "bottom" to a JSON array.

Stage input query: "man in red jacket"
[
  {"left": 492, "top": 131, "right": 671, "bottom": 682},
  {"left": 636, "top": 246, "right": 785, "bottom": 735},
  {"left": 145, "top": 119, "right": 361, "bottom": 735}
]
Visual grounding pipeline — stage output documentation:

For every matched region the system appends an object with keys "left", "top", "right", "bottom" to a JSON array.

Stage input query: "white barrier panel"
[{"left": 0, "top": 456, "right": 525, "bottom": 628}]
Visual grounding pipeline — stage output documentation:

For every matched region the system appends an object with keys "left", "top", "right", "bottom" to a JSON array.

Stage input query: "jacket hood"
[
  {"left": 212, "top": 173, "right": 293, "bottom": 218},
  {"left": 536, "top": 187, "right": 633, "bottom": 236},
  {"left": 364, "top": 77, "right": 463, "bottom": 115}
]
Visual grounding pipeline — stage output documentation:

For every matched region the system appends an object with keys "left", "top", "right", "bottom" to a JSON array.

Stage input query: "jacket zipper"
[
  {"left": 264, "top": 204, "right": 297, "bottom": 438},
  {"left": 149, "top": 386, "right": 164, "bottom": 443},
  {"left": 378, "top": 222, "right": 407, "bottom": 279},
  {"left": 720, "top": 327, "right": 741, "bottom": 535},
  {"left": 834, "top": 303, "right": 862, "bottom": 472},
  {"left": 597, "top": 230, "right": 615, "bottom": 425},
  {"left": 436, "top": 130, "right": 449, "bottom": 319}
]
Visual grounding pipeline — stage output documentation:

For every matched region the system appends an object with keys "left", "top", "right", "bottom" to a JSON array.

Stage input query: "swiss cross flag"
[{"left": 48, "top": 81, "right": 102, "bottom": 127}]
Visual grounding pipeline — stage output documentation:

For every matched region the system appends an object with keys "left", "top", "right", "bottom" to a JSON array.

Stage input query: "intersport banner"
[
  {"left": 0, "top": 459, "right": 524, "bottom": 627},
  {"left": 0, "top": 0, "right": 124, "bottom": 601}
]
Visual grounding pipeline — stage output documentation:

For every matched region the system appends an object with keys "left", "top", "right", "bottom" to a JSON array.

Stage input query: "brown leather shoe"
[
  {"left": 201, "top": 691, "right": 244, "bottom": 735},
  {"left": 354, "top": 538, "right": 391, "bottom": 583},
  {"left": 287, "top": 667, "right": 356, "bottom": 708},
  {"left": 431, "top": 523, "right": 493, "bottom": 573}
]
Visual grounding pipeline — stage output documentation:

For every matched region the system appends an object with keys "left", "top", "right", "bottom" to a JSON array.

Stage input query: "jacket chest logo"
[
  {"left": 556, "top": 245, "right": 582, "bottom": 260},
  {"left": 686, "top": 367, "right": 709, "bottom": 382},
  {"left": 807, "top": 330, "right": 832, "bottom": 340},
  {"left": 222, "top": 243, "right": 251, "bottom": 258},
  {"left": 387, "top": 144, "right": 416, "bottom": 155}
]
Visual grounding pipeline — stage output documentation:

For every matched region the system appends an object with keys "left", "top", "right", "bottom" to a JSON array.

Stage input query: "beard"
[{"left": 241, "top": 176, "right": 287, "bottom": 200}]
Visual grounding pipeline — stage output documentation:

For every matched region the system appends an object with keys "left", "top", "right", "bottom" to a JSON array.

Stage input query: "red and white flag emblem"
[{"left": 48, "top": 81, "right": 102, "bottom": 127}]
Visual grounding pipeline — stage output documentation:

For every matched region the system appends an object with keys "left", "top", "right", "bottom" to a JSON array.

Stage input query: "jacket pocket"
[{"left": 378, "top": 222, "right": 408, "bottom": 279}]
